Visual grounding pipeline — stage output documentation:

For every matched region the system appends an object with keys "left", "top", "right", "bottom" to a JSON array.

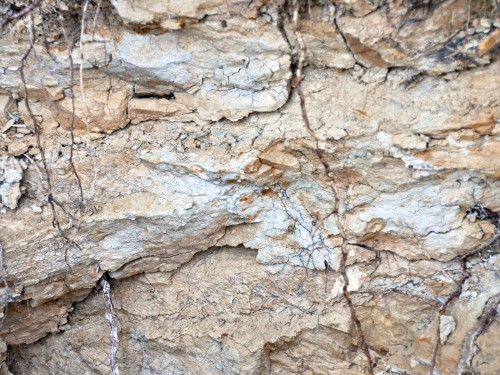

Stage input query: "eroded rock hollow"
[{"left": 0, "top": 0, "right": 499, "bottom": 374}]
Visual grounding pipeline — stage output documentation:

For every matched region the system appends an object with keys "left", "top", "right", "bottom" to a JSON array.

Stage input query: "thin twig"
[
  {"left": 81, "top": 0, "right": 107, "bottom": 213},
  {"left": 0, "top": 242, "right": 9, "bottom": 330},
  {"left": 23, "top": 153, "right": 43, "bottom": 180},
  {"left": 77, "top": 0, "right": 96, "bottom": 136},
  {"left": 56, "top": 2, "right": 85, "bottom": 226},
  {"left": 456, "top": 292, "right": 500, "bottom": 374},
  {"left": 428, "top": 232, "right": 499, "bottom": 375},
  {"left": 79, "top": 0, "right": 90, "bottom": 106},
  {"left": 101, "top": 276, "right": 120, "bottom": 375},
  {"left": 291, "top": 1, "right": 374, "bottom": 373},
  {"left": 0, "top": 0, "right": 42, "bottom": 31},
  {"left": 20, "top": 13, "right": 81, "bottom": 271},
  {"left": 92, "top": 0, "right": 103, "bottom": 38},
  {"left": 20, "top": 14, "right": 59, "bottom": 229}
]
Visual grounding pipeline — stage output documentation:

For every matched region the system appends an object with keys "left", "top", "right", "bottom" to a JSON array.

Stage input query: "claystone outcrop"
[{"left": 0, "top": 0, "right": 499, "bottom": 374}]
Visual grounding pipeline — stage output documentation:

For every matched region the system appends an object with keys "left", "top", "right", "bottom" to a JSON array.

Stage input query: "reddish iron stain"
[
  {"left": 0, "top": 280, "right": 15, "bottom": 288},
  {"left": 261, "top": 188, "right": 276, "bottom": 196},
  {"left": 355, "top": 109, "right": 369, "bottom": 118},
  {"left": 239, "top": 195, "right": 254, "bottom": 203}
]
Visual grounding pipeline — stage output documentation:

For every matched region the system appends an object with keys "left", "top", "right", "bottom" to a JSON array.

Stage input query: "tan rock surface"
[
  {"left": 111, "top": 0, "right": 269, "bottom": 31},
  {"left": 0, "top": 1, "right": 498, "bottom": 374}
]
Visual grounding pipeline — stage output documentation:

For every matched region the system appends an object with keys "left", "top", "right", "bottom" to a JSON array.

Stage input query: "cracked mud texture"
[{"left": 0, "top": 0, "right": 499, "bottom": 374}]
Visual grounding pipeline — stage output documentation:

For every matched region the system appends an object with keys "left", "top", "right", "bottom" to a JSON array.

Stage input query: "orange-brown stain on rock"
[
  {"left": 337, "top": 168, "right": 360, "bottom": 184},
  {"left": 48, "top": 45, "right": 68, "bottom": 53},
  {"left": 245, "top": 213, "right": 258, "bottom": 221},
  {"left": 373, "top": 346, "right": 390, "bottom": 356},
  {"left": 310, "top": 211, "right": 322, "bottom": 221},
  {"left": 366, "top": 233, "right": 412, "bottom": 251},
  {"left": 176, "top": 18, "right": 187, "bottom": 28},
  {"left": 0, "top": 280, "right": 15, "bottom": 288},
  {"left": 113, "top": 152, "right": 136, "bottom": 165},
  {"left": 109, "top": 27, "right": 123, "bottom": 42},
  {"left": 479, "top": 29, "right": 500, "bottom": 55},
  {"left": 220, "top": 333, "right": 228, "bottom": 344},
  {"left": 417, "top": 143, "right": 500, "bottom": 175},
  {"left": 239, "top": 194, "right": 254, "bottom": 204},
  {"left": 415, "top": 148, "right": 434, "bottom": 159},
  {"left": 418, "top": 337, "right": 430, "bottom": 344},
  {"left": 243, "top": 158, "right": 261, "bottom": 173},
  {"left": 127, "top": 17, "right": 165, "bottom": 35},
  {"left": 344, "top": 33, "right": 392, "bottom": 68},
  {"left": 467, "top": 114, "right": 495, "bottom": 134},
  {"left": 355, "top": 109, "right": 370, "bottom": 118},
  {"left": 260, "top": 188, "right": 276, "bottom": 196}
]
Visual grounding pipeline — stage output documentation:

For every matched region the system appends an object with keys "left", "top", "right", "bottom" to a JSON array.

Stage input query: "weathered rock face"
[{"left": 0, "top": 0, "right": 499, "bottom": 374}]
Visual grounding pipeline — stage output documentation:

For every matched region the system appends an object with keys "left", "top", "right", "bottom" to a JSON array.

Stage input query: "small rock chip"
[
  {"left": 440, "top": 315, "right": 456, "bottom": 344},
  {"left": 8, "top": 141, "right": 29, "bottom": 156},
  {"left": 30, "top": 205, "right": 43, "bottom": 214}
]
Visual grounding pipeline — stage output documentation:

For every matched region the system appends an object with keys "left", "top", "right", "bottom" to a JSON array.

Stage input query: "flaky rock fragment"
[
  {"left": 0, "top": 1, "right": 499, "bottom": 374},
  {"left": 112, "top": 17, "right": 291, "bottom": 122},
  {"left": 336, "top": 0, "right": 497, "bottom": 74},
  {"left": 440, "top": 315, "right": 456, "bottom": 344},
  {"left": 52, "top": 76, "right": 131, "bottom": 133},
  {"left": 128, "top": 98, "right": 193, "bottom": 124},
  {"left": 111, "top": 0, "right": 269, "bottom": 31},
  {"left": 0, "top": 154, "right": 25, "bottom": 210}
]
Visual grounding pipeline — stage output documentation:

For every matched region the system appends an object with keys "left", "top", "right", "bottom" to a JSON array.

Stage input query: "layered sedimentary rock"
[{"left": 0, "top": 0, "right": 499, "bottom": 374}]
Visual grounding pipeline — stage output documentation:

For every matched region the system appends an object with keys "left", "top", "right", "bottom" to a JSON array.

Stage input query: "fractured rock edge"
[
  {"left": 0, "top": 0, "right": 499, "bottom": 374},
  {"left": 6, "top": 245, "right": 500, "bottom": 375}
]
